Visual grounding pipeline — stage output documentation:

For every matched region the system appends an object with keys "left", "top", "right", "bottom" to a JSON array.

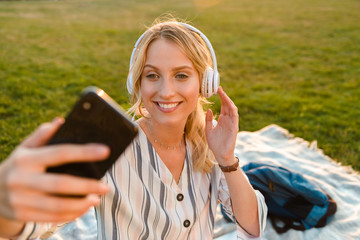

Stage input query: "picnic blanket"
[{"left": 49, "top": 124, "right": 360, "bottom": 240}]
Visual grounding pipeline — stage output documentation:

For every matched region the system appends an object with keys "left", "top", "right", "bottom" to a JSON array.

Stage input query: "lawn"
[{"left": 0, "top": 0, "right": 359, "bottom": 170}]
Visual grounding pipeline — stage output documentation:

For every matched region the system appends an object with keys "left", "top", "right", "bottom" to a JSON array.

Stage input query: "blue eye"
[
  {"left": 146, "top": 73, "right": 159, "bottom": 80},
  {"left": 176, "top": 73, "right": 188, "bottom": 79}
]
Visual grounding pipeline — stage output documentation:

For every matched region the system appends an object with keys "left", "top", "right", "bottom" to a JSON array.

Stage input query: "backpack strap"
[
  {"left": 269, "top": 215, "right": 306, "bottom": 234},
  {"left": 270, "top": 193, "right": 337, "bottom": 233},
  {"left": 315, "top": 194, "right": 337, "bottom": 227}
]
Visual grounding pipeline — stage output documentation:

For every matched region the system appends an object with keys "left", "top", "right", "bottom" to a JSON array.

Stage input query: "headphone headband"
[{"left": 127, "top": 22, "right": 219, "bottom": 98}]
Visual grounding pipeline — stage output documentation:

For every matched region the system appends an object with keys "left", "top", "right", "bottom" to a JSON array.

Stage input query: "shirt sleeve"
[
  {"left": 217, "top": 166, "right": 268, "bottom": 239},
  {"left": 16, "top": 222, "right": 67, "bottom": 240}
]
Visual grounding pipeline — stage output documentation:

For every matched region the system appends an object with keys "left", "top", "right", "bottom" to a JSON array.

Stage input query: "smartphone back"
[{"left": 46, "top": 87, "right": 138, "bottom": 179}]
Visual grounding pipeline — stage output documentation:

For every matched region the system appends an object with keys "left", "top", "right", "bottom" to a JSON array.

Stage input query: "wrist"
[
  {"left": 217, "top": 154, "right": 238, "bottom": 165},
  {"left": 218, "top": 156, "right": 239, "bottom": 173}
]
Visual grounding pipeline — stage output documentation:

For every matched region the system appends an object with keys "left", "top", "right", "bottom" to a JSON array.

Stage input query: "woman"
[{"left": 0, "top": 19, "right": 267, "bottom": 239}]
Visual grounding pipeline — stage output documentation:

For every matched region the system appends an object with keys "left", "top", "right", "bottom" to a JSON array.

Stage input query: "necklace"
[{"left": 147, "top": 121, "right": 184, "bottom": 150}]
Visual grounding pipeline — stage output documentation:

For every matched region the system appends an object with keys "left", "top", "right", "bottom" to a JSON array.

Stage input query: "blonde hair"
[{"left": 128, "top": 18, "right": 215, "bottom": 173}]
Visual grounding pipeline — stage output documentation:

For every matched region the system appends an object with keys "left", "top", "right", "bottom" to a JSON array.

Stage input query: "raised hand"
[{"left": 205, "top": 86, "right": 239, "bottom": 166}]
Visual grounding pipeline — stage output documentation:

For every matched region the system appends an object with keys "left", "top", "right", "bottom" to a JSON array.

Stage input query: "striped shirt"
[
  {"left": 95, "top": 126, "right": 267, "bottom": 239},
  {"left": 18, "top": 125, "right": 267, "bottom": 239}
]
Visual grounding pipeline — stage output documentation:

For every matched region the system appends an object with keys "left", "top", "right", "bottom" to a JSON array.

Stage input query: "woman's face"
[{"left": 140, "top": 38, "right": 200, "bottom": 127}]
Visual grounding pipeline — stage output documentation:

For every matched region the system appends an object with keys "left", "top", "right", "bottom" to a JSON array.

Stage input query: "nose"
[{"left": 158, "top": 76, "right": 176, "bottom": 99}]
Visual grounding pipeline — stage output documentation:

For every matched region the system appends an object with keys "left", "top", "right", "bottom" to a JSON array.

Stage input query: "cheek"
[
  {"left": 140, "top": 83, "right": 147, "bottom": 99},
  {"left": 140, "top": 79, "right": 155, "bottom": 98},
  {"left": 140, "top": 81, "right": 152, "bottom": 108},
  {"left": 183, "top": 82, "right": 200, "bottom": 108}
]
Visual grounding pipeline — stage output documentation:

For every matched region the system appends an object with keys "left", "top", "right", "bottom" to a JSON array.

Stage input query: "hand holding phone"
[{"left": 46, "top": 86, "right": 138, "bottom": 180}]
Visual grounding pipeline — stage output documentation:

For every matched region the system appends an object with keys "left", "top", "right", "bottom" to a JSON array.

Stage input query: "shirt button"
[
  {"left": 177, "top": 193, "right": 184, "bottom": 201},
  {"left": 183, "top": 219, "right": 191, "bottom": 228}
]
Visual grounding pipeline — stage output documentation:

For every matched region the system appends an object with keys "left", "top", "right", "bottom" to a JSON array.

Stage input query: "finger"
[
  {"left": 21, "top": 118, "right": 65, "bottom": 148},
  {"left": 20, "top": 143, "right": 110, "bottom": 168},
  {"left": 205, "top": 109, "right": 214, "bottom": 132},
  {"left": 218, "top": 87, "right": 232, "bottom": 115},
  {"left": 16, "top": 208, "right": 85, "bottom": 222},
  {"left": 217, "top": 87, "right": 238, "bottom": 116},
  {"left": 13, "top": 201, "right": 94, "bottom": 223},
  {"left": 8, "top": 172, "right": 109, "bottom": 196},
  {"left": 11, "top": 191, "right": 100, "bottom": 215}
]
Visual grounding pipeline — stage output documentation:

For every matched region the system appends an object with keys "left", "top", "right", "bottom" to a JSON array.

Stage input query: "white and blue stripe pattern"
[{"left": 94, "top": 126, "right": 267, "bottom": 239}]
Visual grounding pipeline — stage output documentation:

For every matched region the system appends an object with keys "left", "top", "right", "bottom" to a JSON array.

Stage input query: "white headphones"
[{"left": 126, "top": 22, "right": 220, "bottom": 98}]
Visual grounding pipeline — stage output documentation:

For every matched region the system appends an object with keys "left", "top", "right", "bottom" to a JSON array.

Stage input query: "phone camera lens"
[{"left": 83, "top": 102, "right": 91, "bottom": 110}]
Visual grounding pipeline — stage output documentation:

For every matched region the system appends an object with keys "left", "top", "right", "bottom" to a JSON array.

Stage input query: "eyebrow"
[{"left": 143, "top": 64, "right": 194, "bottom": 71}]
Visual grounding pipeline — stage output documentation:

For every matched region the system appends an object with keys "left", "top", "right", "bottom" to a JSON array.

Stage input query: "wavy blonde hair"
[{"left": 128, "top": 19, "right": 215, "bottom": 173}]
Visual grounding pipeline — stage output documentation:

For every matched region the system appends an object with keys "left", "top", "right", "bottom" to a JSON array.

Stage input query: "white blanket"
[{"left": 50, "top": 124, "right": 360, "bottom": 240}]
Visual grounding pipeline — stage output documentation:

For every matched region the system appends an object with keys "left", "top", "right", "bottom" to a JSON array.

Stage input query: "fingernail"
[
  {"left": 93, "top": 144, "right": 110, "bottom": 156},
  {"left": 52, "top": 117, "right": 65, "bottom": 125}
]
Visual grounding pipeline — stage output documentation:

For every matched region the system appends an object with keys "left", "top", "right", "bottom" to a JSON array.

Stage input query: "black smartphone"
[{"left": 46, "top": 86, "right": 138, "bottom": 180}]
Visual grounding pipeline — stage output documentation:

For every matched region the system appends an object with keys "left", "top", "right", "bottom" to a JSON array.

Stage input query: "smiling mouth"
[
  {"left": 155, "top": 102, "right": 181, "bottom": 110},
  {"left": 159, "top": 102, "right": 179, "bottom": 108}
]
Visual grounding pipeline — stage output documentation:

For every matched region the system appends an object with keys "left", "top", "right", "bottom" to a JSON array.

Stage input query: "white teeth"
[{"left": 158, "top": 103, "right": 179, "bottom": 109}]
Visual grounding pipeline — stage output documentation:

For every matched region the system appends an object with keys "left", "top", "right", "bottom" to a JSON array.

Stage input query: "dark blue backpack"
[{"left": 221, "top": 162, "right": 337, "bottom": 233}]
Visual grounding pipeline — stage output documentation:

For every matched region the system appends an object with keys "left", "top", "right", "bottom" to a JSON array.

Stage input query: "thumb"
[
  {"left": 205, "top": 109, "right": 213, "bottom": 132},
  {"left": 21, "top": 117, "right": 64, "bottom": 148}
]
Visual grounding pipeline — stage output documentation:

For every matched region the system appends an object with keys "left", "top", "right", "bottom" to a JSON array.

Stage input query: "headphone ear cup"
[
  {"left": 202, "top": 67, "right": 215, "bottom": 98},
  {"left": 201, "top": 69, "right": 208, "bottom": 98},
  {"left": 212, "top": 70, "right": 219, "bottom": 94}
]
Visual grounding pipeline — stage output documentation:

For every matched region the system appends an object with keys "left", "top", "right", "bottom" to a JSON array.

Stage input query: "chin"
[{"left": 152, "top": 115, "right": 188, "bottom": 127}]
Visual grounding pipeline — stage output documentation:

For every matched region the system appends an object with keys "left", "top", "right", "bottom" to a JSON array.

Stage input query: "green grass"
[{"left": 0, "top": 0, "right": 359, "bottom": 170}]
